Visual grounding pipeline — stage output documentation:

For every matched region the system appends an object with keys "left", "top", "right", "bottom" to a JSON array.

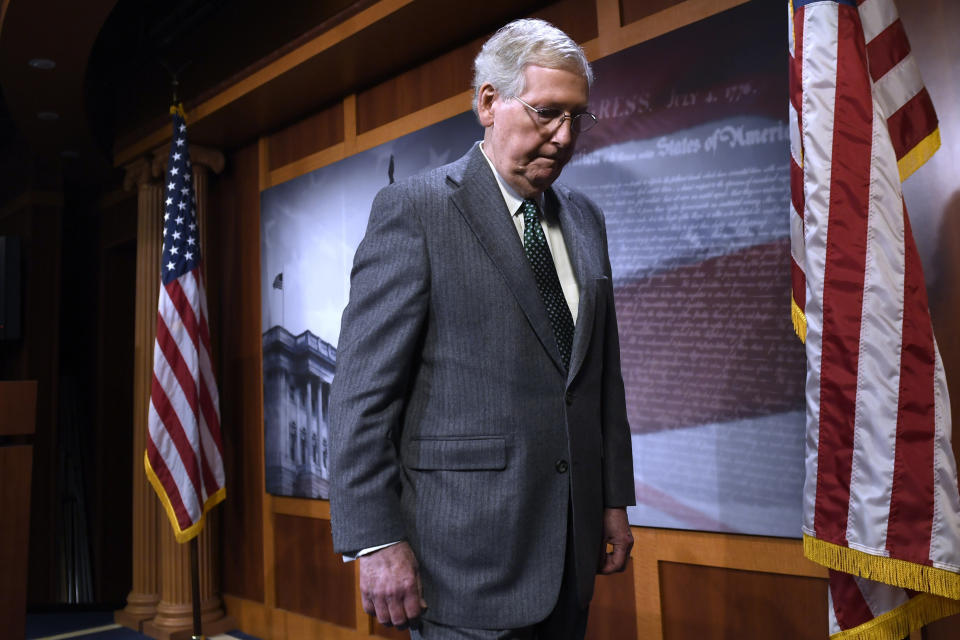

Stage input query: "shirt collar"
[{"left": 479, "top": 141, "right": 545, "bottom": 217}]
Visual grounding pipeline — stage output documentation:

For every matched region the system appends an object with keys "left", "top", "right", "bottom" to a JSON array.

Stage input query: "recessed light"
[
  {"left": 37, "top": 111, "right": 59, "bottom": 121},
  {"left": 28, "top": 58, "right": 56, "bottom": 70}
]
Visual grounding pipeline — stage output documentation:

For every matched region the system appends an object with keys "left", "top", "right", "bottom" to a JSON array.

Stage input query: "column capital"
[
  {"left": 122, "top": 156, "right": 159, "bottom": 192},
  {"left": 151, "top": 144, "right": 225, "bottom": 177}
]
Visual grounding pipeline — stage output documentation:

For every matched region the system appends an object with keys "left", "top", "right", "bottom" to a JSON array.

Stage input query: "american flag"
[
  {"left": 789, "top": 0, "right": 960, "bottom": 637},
  {"left": 145, "top": 105, "right": 226, "bottom": 543}
]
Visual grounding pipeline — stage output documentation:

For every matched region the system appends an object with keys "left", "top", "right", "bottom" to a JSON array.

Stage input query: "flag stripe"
[
  {"left": 857, "top": 0, "right": 898, "bottom": 44},
  {"left": 843, "top": 94, "right": 904, "bottom": 554},
  {"left": 886, "top": 208, "right": 936, "bottom": 565},
  {"left": 798, "top": 0, "right": 830, "bottom": 535},
  {"left": 873, "top": 54, "right": 923, "bottom": 121},
  {"left": 156, "top": 307, "right": 200, "bottom": 416},
  {"left": 812, "top": 3, "right": 873, "bottom": 544},
  {"left": 931, "top": 344, "right": 960, "bottom": 570},
  {"left": 865, "top": 18, "right": 909, "bottom": 81},
  {"left": 145, "top": 429, "right": 192, "bottom": 529},
  {"left": 886, "top": 88, "right": 938, "bottom": 161},
  {"left": 150, "top": 368, "right": 203, "bottom": 509},
  {"left": 830, "top": 570, "right": 875, "bottom": 629}
]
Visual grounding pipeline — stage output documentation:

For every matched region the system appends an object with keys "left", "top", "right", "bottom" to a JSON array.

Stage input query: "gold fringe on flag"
[
  {"left": 791, "top": 294, "right": 807, "bottom": 343},
  {"left": 831, "top": 593, "right": 960, "bottom": 640},
  {"left": 897, "top": 128, "right": 940, "bottom": 182},
  {"left": 170, "top": 102, "right": 188, "bottom": 122},
  {"left": 804, "top": 534, "right": 960, "bottom": 600},
  {"left": 144, "top": 450, "right": 226, "bottom": 544}
]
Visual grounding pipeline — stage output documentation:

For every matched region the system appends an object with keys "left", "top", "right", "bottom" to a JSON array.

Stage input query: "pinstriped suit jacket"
[{"left": 329, "top": 143, "right": 635, "bottom": 628}]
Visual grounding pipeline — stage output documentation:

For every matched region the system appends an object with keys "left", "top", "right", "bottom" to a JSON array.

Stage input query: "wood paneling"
[
  {"left": 659, "top": 562, "right": 828, "bottom": 640},
  {"left": 620, "top": 0, "right": 685, "bottom": 26},
  {"left": 356, "top": 39, "right": 480, "bottom": 134},
  {"left": 0, "top": 380, "right": 37, "bottom": 436},
  {"left": 213, "top": 142, "right": 265, "bottom": 603},
  {"left": 274, "top": 514, "right": 356, "bottom": 628},
  {"left": 268, "top": 102, "right": 345, "bottom": 170},
  {"left": 0, "top": 445, "right": 33, "bottom": 640},
  {"left": 588, "top": 558, "right": 638, "bottom": 639}
]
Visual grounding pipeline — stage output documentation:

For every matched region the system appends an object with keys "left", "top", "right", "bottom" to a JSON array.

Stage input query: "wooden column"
[
  {"left": 115, "top": 157, "right": 163, "bottom": 631},
  {"left": 142, "top": 145, "right": 234, "bottom": 640}
]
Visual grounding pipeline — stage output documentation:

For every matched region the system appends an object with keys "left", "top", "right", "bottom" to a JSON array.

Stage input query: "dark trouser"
[{"left": 410, "top": 506, "right": 589, "bottom": 640}]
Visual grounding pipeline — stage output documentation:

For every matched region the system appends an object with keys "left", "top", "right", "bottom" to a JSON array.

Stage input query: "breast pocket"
[{"left": 405, "top": 436, "right": 507, "bottom": 471}]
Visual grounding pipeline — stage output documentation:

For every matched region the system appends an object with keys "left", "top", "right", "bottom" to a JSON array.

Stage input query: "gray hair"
[{"left": 472, "top": 18, "right": 593, "bottom": 115}]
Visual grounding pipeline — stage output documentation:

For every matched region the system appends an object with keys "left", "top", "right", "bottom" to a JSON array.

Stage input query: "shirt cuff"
[{"left": 341, "top": 540, "right": 402, "bottom": 563}]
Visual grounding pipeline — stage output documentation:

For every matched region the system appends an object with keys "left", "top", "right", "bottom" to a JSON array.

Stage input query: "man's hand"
[
  {"left": 598, "top": 507, "right": 634, "bottom": 574},
  {"left": 358, "top": 541, "right": 427, "bottom": 629}
]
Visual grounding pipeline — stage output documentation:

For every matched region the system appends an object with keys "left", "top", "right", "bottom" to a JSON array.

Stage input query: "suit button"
[
  {"left": 555, "top": 459, "right": 569, "bottom": 473},
  {"left": 565, "top": 391, "right": 574, "bottom": 405}
]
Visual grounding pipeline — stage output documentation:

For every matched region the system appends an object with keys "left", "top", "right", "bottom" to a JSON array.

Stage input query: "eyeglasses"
[{"left": 513, "top": 96, "right": 599, "bottom": 134}]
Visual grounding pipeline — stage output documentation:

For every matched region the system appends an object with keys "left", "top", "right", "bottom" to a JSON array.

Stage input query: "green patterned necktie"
[{"left": 521, "top": 199, "right": 575, "bottom": 369}]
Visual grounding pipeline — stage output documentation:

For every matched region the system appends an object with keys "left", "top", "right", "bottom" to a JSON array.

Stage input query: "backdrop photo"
[{"left": 261, "top": 1, "right": 810, "bottom": 537}]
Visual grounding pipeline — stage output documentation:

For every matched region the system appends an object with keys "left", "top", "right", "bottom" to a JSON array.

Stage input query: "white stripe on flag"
[
  {"left": 844, "top": 95, "right": 905, "bottom": 554},
  {"left": 855, "top": 576, "right": 909, "bottom": 617},
  {"left": 858, "top": 0, "right": 898, "bottom": 44},
  {"left": 153, "top": 346, "right": 203, "bottom": 472},
  {"left": 789, "top": 102, "right": 802, "bottom": 167},
  {"left": 148, "top": 401, "right": 201, "bottom": 520},
  {"left": 873, "top": 55, "right": 924, "bottom": 120},
  {"left": 799, "top": 2, "right": 840, "bottom": 534},
  {"left": 790, "top": 202, "right": 805, "bottom": 271}
]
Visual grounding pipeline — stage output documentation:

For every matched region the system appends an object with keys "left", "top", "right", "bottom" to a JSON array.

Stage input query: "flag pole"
[
  {"left": 190, "top": 537, "right": 203, "bottom": 640},
  {"left": 161, "top": 64, "right": 205, "bottom": 640}
]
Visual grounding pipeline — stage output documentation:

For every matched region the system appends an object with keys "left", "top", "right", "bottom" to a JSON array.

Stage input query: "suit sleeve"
[
  {"left": 328, "top": 183, "right": 430, "bottom": 554},
  {"left": 599, "top": 222, "right": 636, "bottom": 508}
]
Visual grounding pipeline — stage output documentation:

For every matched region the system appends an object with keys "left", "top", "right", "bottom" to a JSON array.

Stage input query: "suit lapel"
[
  {"left": 448, "top": 146, "right": 566, "bottom": 374},
  {"left": 550, "top": 188, "right": 597, "bottom": 385}
]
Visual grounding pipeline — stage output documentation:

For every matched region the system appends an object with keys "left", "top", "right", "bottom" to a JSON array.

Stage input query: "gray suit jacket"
[{"left": 329, "top": 143, "right": 635, "bottom": 628}]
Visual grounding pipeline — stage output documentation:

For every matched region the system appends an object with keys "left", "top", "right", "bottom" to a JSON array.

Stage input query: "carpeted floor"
[{"left": 25, "top": 611, "right": 262, "bottom": 640}]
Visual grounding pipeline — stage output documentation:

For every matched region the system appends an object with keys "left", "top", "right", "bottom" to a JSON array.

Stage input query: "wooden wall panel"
[
  {"left": 213, "top": 142, "right": 266, "bottom": 603},
  {"left": 274, "top": 514, "right": 356, "bottom": 628},
  {"left": 620, "top": 0, "right": 686, "bottom": 27},
  {"left": 533, "top": 0, "right": 599, "bottom": 44},
  {"left": 659, "top": 562, "right": 827, "bottom": 640},
  {"left": 0, "top": 445, "right": 33, "bottom": 640},
  {"left": 588, "top": 558, "right": 638, "bottom": 639},
  {"left": 268, "top": 102, "right": 345, "bottom": 170},
  {"left": 356, "top": 39, "right": 481, "bottom": 135}
]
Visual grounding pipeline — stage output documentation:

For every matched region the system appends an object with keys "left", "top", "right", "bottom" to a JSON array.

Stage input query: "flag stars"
[
  {"left": 172, "top": 230, "right": 182, "bottom": 241},
  {"left": 179, "top": 123, "right": 186, "bottom": 133},
  {"left": 185, "top": 251, "right": 194, "bottom": 261},
  {"left": 178, "top": 201, "right": 187, "bottom": 211},
  {"left": 166, "top": 261, "right": 176, "bottom": 271},
  {"left": 176, "top": 137, "right": 185, "bottom": 146},
  {"left": 168, "top": 181, "right": 175, "bottom": 190},
  {"left": 176, "top": 215, "right": 184, "bottom": 225},
  {"left": 166, "top": 197, "right": 173, "bottom": 206},
  {"left": 170, "top": 245, "right": 180, "bottom": 255},
  {"left": 187, "top": 236, "right": 195, "bottom": 246}
]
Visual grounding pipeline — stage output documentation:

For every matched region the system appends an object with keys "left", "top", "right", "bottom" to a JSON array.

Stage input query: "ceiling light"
[
  {"left": 37, "top": 111, "right": 59, "bottom": 121},
  {"left": 28, "top": 58, "right": 56, "bottom": 70}
]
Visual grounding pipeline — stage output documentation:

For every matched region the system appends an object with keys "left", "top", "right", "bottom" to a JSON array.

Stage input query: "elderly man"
[{"left": 329, "top": 18, "right": 636, "bottom": 639}]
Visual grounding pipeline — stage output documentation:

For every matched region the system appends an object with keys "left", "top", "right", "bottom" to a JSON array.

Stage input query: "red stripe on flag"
[
  {"left": 791, "top": 5, "right": 805, "bottom": 113},
  {"left": 150, "top": 370, "right": 203, "bottom": 503},
  {"left": 813, "top": 5, "right": 873, "bottom": 545},
  {"left": 146, "top": 435, "right": 193, "bottom": 530},
  {"left": 886, "top": 206, "right": 935, "bottom": 565},
  {"left": 156, "top": 311, "right": 200, "bottom": 415},
  {"left": 791, "top": 257, "right": 806, "bottom": 314},
  {"left": 790, "top": 158, "right": 804, "bottom": 217},
  {"left": 166, "top": 279, "right": 202, "bottom": 353},
  {"left": 865, "top": 19, "right": 910, "bottom": 82},
  {"left": 886, "top": 88, "right": 938, "bottom": 161},
  {"left": 829, "top": 570, "right": 875, "bottom": 630},
  {"left": 196, "top": 378, "right": 220, "bottom": 495}
]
